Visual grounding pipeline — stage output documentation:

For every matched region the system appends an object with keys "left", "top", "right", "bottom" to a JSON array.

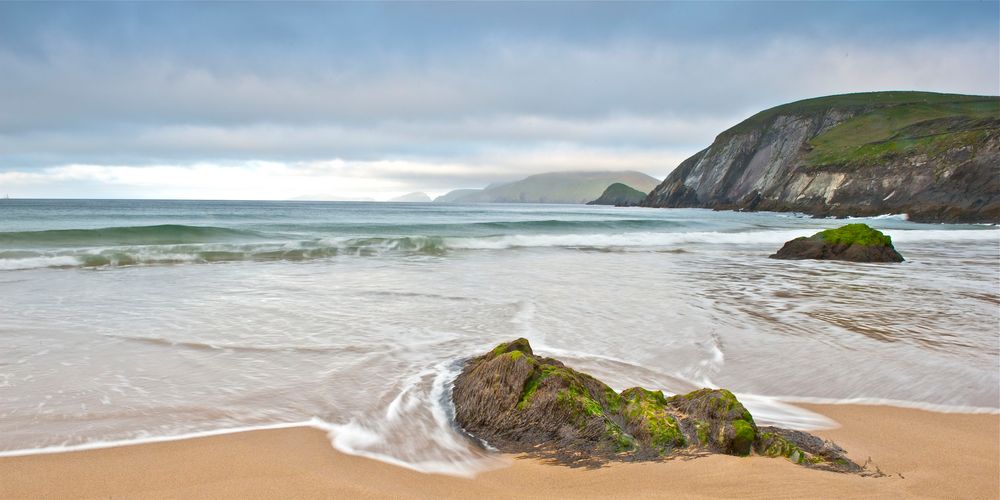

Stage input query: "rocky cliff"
[{"left": 641, "top": 92, "right": 1000, "bottom": 223}]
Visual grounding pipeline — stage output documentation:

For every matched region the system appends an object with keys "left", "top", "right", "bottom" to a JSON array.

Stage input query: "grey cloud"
[
  {"left": 2, "top": 36, "right": 996, "bottom": 132},
  {"left": 0, "top": 114, "right": 727, "bottom": 169},
  {"left": 1, "top": 36, "right": 996, "bottom": 171}
]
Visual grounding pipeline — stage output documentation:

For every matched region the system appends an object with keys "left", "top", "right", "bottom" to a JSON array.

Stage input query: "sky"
[{"left": 0, "top": 1, "right": 997, "bottom": 200}]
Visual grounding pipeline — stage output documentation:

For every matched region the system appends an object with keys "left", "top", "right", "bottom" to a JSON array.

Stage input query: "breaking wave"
[
  {"left": 1, "top": 222, "right": 996, "bottom": 271},
  {"left": 0, "top": 224, "right": 259, "bottom": 247}
]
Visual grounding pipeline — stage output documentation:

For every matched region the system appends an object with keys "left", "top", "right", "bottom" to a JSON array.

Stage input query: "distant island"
[
  {"left": 641, "top": 91, "right": 1000, "bottom": 223},
  {"left": 389, "top": 192, "right": 432, "bottom": 203},
  {"left": 290, "top": 195, "right": 376, "bottom": 202},
  {"left": 586, "top": 183, "right": 649, "bottom": 206},
  {"left": 434, "top": 170, "right": 659, "bottom": 204}
]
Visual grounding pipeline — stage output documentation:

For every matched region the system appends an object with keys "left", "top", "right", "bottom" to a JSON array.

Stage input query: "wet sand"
[{"left": 1, "top": 404, "right": 997, "bottom": 499}]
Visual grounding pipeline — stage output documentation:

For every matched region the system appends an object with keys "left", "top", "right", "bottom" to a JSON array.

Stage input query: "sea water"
[{"left": 0, "top": 199, "right": 997, "bottom": 474}]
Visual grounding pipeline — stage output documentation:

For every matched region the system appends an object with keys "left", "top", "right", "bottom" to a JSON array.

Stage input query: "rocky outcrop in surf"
[
  {"left": 770, "top": 223, "right": 904, "bottom": 262},
  {"left": 452, "top": 338, "right": 865, "bottom": 472},
  {"left": 641, "top": 92, "right": 1000, "bottom": 223},
  {"left": 586, "top": 183, "right": 648, "bottom": 206}
]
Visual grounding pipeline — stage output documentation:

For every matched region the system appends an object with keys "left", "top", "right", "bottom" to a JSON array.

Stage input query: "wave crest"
[
  {"left": 1, "top": 225, "right": 996, "bottom": 271},
  {"left": 0, "top": 224, "right": 258, "bottom": 247}
]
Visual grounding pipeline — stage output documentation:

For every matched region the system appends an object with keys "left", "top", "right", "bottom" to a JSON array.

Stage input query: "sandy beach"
[{"left": 1, "top": 403, "right": 996, "bottom": 499}]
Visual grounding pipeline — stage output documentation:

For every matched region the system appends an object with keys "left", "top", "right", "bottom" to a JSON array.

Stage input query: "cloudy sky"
[{"left": 0, "top": 2, "right": 997, "bottom": 200}]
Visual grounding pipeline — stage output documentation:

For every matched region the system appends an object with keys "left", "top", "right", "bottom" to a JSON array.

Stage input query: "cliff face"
[{"left": 642, "top": 92, "right": 1000, "bottom": 223}]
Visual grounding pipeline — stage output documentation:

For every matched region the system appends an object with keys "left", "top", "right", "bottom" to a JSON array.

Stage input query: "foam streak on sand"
[
  {"left": 774, "top": 396, "right": 1000, "bottom": 415},
  {"left": 0, "top": 412, "right": 493, "bottom": 478},
  {"left": 0, "top": 420, "right": 321, "bottom": 458}
]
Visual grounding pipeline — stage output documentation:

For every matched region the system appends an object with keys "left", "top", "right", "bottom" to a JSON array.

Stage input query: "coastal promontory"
[{"left": 641, "top": 92, "right": 1000, "bottom": 223}]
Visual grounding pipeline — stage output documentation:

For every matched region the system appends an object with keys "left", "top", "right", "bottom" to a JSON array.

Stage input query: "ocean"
[{"left": 0, "top": 199, "right": 997, "bottom": 474}]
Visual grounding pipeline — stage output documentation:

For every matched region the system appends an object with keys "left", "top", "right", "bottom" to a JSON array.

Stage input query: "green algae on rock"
[
  {"left": 818, "top": 223, "right": 893, "bottom": 247},
  {"left": 755, "top": 427, "right": 864, "bottom": 474},
  {"left": 452, "top": 339, "right": 865, "bottom": 472},
  {"left": 770, "top": 223, "right": 904, "bottom": 262}
]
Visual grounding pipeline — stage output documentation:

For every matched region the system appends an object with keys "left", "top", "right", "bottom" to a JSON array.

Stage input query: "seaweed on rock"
[
  {"left": 770, "top": 223, "right": 904, "bottom": 262},
  {"left": 453, "top": 339, "right": 869, "bottom": 473}
]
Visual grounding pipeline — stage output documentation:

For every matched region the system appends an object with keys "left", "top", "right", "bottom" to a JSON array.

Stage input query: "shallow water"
[{"left": 0, "top": 200, "right": 997, "bottom": 474}]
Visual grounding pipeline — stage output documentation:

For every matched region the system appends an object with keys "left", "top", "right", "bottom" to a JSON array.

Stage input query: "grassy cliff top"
[
  {"left": 805, "top": 99, "right": 999, "bottom": 169},
  {"left": 718, "top": 91, "right": 998, "bottom": 140},
  {"left": 714, "top": 91, "right": 999, "bottom": 170}
]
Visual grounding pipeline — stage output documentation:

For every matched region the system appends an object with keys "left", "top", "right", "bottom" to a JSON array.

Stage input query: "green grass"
[
  {"left": 715, "top": 92, "right": 999, "bottom": 172},
  {"left": 601, "top": 182, "right": 647, "bottom": 198},
  {"left": 818, "top": 224, "right": 892, "bottom": 247},
  {"left": 589, "top": 183, "right": 648, "bottom": 204},
  {"left": 804, "top": 99, "right": 999, "bottom": 168},
  {"left": 719, "top": 91, "right": 997, "bottom": 139}
]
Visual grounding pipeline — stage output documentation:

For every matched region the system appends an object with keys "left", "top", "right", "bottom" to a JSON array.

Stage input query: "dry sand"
[{"left": 1, "top": 404, "right": 997, "bottom": 499}]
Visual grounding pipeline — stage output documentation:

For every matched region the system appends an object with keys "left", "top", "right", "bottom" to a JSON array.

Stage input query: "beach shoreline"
[{"left": 1, "top": 403, "right": 996, "bottom": 499}]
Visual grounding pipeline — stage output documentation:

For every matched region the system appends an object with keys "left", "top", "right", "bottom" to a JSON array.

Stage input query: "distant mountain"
[
  {"left": 433, "top": 188, "right": 483, "bottom": 203},
  {"left": 389, "top": 192, "right": 432, "bottom": 202},
  {"left": 642, "top": 91, "right": 1000, "bottom": 223},
  {"left": 586, "top": 183, "right": 648, "bottom": 206},
  {"left": 435, "top": 171, "right": 660, "bottom": 204},
  {"left": 291, "top": 194, "right": 376, "bottom": 202}
]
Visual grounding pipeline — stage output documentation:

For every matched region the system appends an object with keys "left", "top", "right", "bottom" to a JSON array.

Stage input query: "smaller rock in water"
[
  {"left": 770, "top": 223, "right": 904, "bottom": 263},
  {"left": 452, "top": 338, "right": 865, "bottom": 472}
]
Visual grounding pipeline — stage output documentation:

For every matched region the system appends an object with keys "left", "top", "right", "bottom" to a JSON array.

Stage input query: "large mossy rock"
[
  {"left": 453, "top": 339, "right": 864, "bottom": 472},
  {"left": 770, "top": 223, "right": 904, "bottom": 262}
]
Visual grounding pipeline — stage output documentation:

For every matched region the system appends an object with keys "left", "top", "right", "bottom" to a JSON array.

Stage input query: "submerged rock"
[
  {"left": 770, "top": 223, "right": 904, "bottom": 262},
  {"left": 452, "top": 338, "right": 864, "bottom": 472}
]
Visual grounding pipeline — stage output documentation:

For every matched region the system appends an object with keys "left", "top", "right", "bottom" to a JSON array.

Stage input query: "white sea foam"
[
  {"left": 2, "top": 226, "right": 996, "bottom": 271},
  {"left": 324, "top": 360, "right": 502, "bottom": 477},
  {"left": 884, "top": 229, "right": 1000, "bottom": 242},
  {"left": 0, "top": 255, "right": 80, "bottom": 270},
  {"left": 846, "top": 213, "right": 910, "bottom": 221},
  {"left": 772, "top": 396, "right": 1000, "bottom": 415},
  {"left": 446, "top": 230, "right": 818, "bottom": 250},
  {"left": 448, "top": 227, "right": 998, "bottom": 250},
  {"left": 734, "top": 394, "right": 838, "bottom": 430},
  {"left": 0, "top": 420, "right": 319, "bottom": 458}
]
